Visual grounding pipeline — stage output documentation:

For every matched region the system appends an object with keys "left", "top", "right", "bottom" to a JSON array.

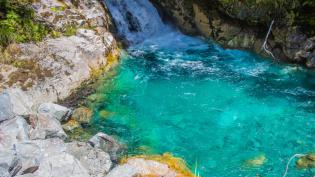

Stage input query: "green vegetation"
[
  {"left": 50, "top": 6, "right": 66, "bottom": 12},
  {"left": 0, "top": 0, "right": 50, "bottom": 47},
  {"left": 216, "top": 0, "right": 315, "bottom": 35},
  {"left": 64, "top": 25, "right": 77, "bottom": 37}
]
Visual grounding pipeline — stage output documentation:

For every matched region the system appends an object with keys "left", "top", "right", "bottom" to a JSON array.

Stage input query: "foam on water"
[{"left": 103, "top": 0, "right": 170, "bottom": 44}]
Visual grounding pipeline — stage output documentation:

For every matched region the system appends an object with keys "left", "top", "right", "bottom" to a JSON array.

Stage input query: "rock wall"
[
  {"left": 0, "top": 0, "right": 119, "bottom": 116},
  {"left": 151, "top": 0, "right": 315, "bottom": 68}
]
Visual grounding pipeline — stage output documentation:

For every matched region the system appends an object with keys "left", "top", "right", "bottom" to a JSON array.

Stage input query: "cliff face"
[
  {"left": 151, "top": 0, "right": 315, "bottom": 68},
  {"left": 0, "top": 0, "right": 119, "bottom": 116}
]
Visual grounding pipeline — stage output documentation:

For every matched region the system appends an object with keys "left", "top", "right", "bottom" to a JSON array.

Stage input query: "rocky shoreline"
[{"left": 0, "top": 102, "right": 192, "bottom": 177}]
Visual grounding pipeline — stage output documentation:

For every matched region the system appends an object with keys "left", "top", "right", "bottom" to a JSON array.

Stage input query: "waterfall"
[{"left": 103, "top": 0, "right": 169, "bottom": 44}]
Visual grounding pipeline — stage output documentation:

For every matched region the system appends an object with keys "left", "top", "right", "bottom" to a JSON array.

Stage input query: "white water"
[{"left": 104, "top": 0, "right": 170, "bottom": 44}]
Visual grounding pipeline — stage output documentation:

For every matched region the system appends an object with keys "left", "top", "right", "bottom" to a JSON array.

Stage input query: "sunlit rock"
[
  {"left": 296, "top": 153, "right": 315, "bottom": 169},
  {"left": 108, "top": 153, "right": 195, "bottom": 177}
]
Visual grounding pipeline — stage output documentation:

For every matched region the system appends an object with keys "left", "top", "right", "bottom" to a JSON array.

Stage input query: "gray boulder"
[
  {"left": 31, "top": 152, "right": 90, "bottom": 177},
  {"left": 31, "top": 138, "right": 67, "bottom": 156},
  {"left": 0, "top": 116, "right": 30, "bottom": 149},
  {"left": 37, "top": 103, "right": 71, "bottom": 122},
  {"left": 29, "top": 114, "right": 67, "bottom": 140},
  {"left": 66, "top": 141, "right": 112, "bottom": 177},
  {"left": 0, "top": 92, "right": 14, "bottom": 122},
  {"left": 88, "top": 132, "right": 125, "bottom": 162},
  {"left": 15, "top": 138, "right": 67, "bottom": 176},
  {"left": 14, "top": 142, "right": 41, "bottom": 175},
  {"left": 0, "top": 149, "right": 16, "bottom": 176},
  {"left": 0, "top": 166, "right": 9, "bottom": 177}
]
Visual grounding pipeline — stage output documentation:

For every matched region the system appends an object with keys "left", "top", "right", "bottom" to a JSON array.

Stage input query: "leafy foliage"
[
  {"left": 0, "top": 0, "right": 50, "bottom": 46},
  {"left": 217, "top": 0, "right": 315, "bottom": 35}
]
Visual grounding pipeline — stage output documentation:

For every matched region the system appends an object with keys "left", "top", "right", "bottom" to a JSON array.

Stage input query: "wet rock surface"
[{"left": 152, "top": 0, "right": 315, "bottom": 68}]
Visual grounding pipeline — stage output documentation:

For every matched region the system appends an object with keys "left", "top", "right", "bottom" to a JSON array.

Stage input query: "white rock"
[
  {"left": 67, "top": 141, "right": 112, "bottom": 177},
  {"left": 0, "top": 116, "right": 30, "bottom": 149},
  {"left": 14, "top": 142, "right": 41, "bottom": 175},
  {"left": 32, "top": 152, "right": 90, "bottom": 177},
  {"left": 29, "top": 114, "right": 67, "bottom": 140},
  {"left": 14, "top": 138, "right": 67, "bottom": 175},
  {"left": 31, "top": 138, "right": 67, "bottom": 156},
  {"left": 5, "top": 89, "right": 33, "bottom": 116},
  {"left": 1, "top": 0, "right": 118, "bottom": 117},
  {"left": 0, "top": 91, "right": 14, "bottom": 122},
  {"left": 106, "top": 158, "right": 178, "bottom": 177},
  {"left": 0, "top": 166, "right": 9, "bottom": 177},
  {"left": 0, "top": 149, "right": 16, "bottom": 174},
  {"left": 37, "top": 103, "right": 71, "bottom": 122}
]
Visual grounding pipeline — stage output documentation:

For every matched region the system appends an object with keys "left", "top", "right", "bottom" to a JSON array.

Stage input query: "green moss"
[
  {"left": 64, "top": 25, "right": 77, "bottom": 37},
  {"left": 51, "top": 30, "right": 61, "bottom": 38},
  {"left": 50, "top": 6, "right": 66, "bottom": 12},
  {"left": 209, "top": 0, "right": 315, "bottom": 36}
]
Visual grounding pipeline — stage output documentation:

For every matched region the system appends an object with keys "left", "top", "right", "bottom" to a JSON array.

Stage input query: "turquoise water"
[{"left": 90, "top": 32, "right": 315, "bottom": 176}]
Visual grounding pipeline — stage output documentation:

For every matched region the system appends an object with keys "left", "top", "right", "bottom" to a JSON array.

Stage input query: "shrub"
[{"left": 0, "top": 0, "right": 50, "bottom": 47}]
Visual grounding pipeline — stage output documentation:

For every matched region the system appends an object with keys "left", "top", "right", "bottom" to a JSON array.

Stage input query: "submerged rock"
[
  {"left": 71, "top": 107, "right": 93, "bottom": 125},
  {"left": 37, "top": 103, "right": 71, "bottom": 122},
  {"left": 29, "top": 114, "right": 67, "bottom": 140},
  {"left": 66, "top": 141, "right": 112, "bottom": 177},
  {"left": 296, "top": 153, "right": 315, "bottom": 169},
  {"left": 244, "top": 154, "right": 267, "bottom": 167},
  {"left": 62, "top": 119, "right": 81, "bottom": 131},
  {"left": 88, "top": 132, "right": 125, "bottom": 162}
]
